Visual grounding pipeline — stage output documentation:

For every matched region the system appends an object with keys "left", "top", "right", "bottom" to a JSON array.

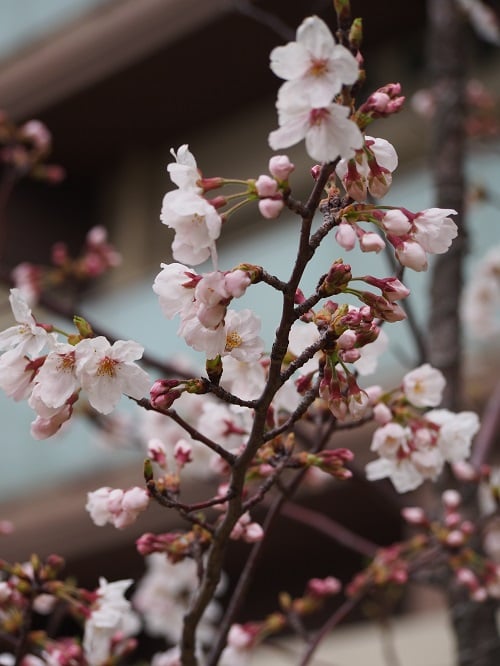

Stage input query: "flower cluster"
[
  {"left": 153, "top": 259, "right": 263, "bottom": 361},
  {"left": 338, "top": 205, "right": 458, "bottom": 270},
  {"left": 85, "top": 486, "right": 150, "bottom": 529},
  {"left": 403, "top": 489, "right": 500, "bottom": 601},
  {"left": 268, "top": 15, "right": 363, "bottom": 162},
  {"left": 365, "top": 364, "right": 480, "bottom": 492},
  {"left": 0, "top": 289, "right": 151, "bottom": 438}
]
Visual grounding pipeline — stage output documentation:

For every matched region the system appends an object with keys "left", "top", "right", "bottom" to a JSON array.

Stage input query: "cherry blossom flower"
[
  {"left": 0, "top": 349, "right": 36, "bottom": 400},
  {"left": 223, "top": 309, "right": 264, "bottom": 362},
  {"left": 86, "top": 486, "right": 150, "bottom": 529},
  {"left": 75, "top": 337, "right": 151, "bottom": 414},
  {"left": 403, "top": 363, "right": 445, "bottom": 407},
  {"left": 220, "top": 356, "right": 267, "bottom": 402},
  {"left": 412, "top": 208, "right": 458, "bottom": 254},
  {"left": 426, "top": 409, "right": 480, "bottom": 462},
  {"left": 153, "top": 263, "right": 197, "bottom": 319},
  {"left": 30, "top": 402, "right": 73, "bottom": 440},
  {"left": 83, "top": 578, "right": 139, "bottom": 666},
  {"left": 161, "top": 146, "right": 222, "bottom": 265},
  {"left": 0, "top": 289, "right": 52, "bottom": 358},
  {"left": 33, "top": 342, "right": 79, "bottom": 408},
  {"left": 167, "top": 144, "right": 200, "bottom": 190},
  {"left": 161, "top": 189, "right": 222, "bottom": 266},
  {"left": 269, "top": 97, "right": 363, "bottom": 163},
  {"left": 270, "top": 15, "right": 359, "bottom": 107}
]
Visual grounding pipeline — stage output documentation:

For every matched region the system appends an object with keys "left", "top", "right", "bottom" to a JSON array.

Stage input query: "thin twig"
[{"left": 135, "top": 397, "right": 236, "bottom": 465}]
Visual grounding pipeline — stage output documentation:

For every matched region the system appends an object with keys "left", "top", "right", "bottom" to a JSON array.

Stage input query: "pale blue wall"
[{"left": 0, "top": 0, "right": 109, "bottom": 60}]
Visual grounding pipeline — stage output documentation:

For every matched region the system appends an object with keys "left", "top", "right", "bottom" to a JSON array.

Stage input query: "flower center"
[
  {"left": 309, "top": 107, "right": 330, "bottom": 126},
  {"left": 97, "top": 356, "right": 119, "bottom": 377},
  {"left": 309, "top": 58, "right": 328, "bottom": 77},
  {"left": 225, "top": 331, "right": 243, "bottom": 351},
  {"left": 57, "top": 352, "right": 76, "bottom": 374}
]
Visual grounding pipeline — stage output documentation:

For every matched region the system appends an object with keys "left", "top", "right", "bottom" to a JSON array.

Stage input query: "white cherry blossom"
[
  {"left": 402, "top": 363, "right": 445, "bottom": 407},
  {"left": 426, "top": 409, "right": 480, "bottom": 462},
  {"left": 413, "top": 208, "right": 458, "bottom": 254},
  {"left": 167, "top": 144, "right": 200, "bottom": 190},
  {"left": 0, "top": 349, "right": 35, "bottom": 400},
  {"left": 83, "top": 578, "right": 139, "bottom": 666},
  {"left": 75, "top": 337, "right": 151, "bottom": 414},
  {"left": 0, "top": 288, "right": 52, "bottom": 358},
  {"left": 33, "top": 342, "right": 79, "bottom": 408},
  {"left": 269, "top": 95, "right": 363, "bottom": 163},
  {"left": 270, "top": 15, "right": 359, "bottom": 107},
  {"left": 161, "top": 189, "right": 222, "bottom": 266},
  {"left": 153, "top": 262, "right": 197, "bottom": 319},
  {"left": 223, "top": 309, "right": 264, "bottom": 362}
]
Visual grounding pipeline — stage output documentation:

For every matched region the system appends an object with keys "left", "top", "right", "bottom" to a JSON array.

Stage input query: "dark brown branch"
[{"left": 280, "top": 501, "right": 378, "bottom": 558}]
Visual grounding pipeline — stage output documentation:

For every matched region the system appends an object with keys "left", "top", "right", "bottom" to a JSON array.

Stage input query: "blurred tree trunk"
[
  {"left": 427, "top": 1, "right": 500, "bottom": 664},
  {"left": 427, "top": 0, "right": 467, "bottom": 410}
]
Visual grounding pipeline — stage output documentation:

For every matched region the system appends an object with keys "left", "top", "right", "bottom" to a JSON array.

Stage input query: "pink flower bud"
[
  {"left": 269, "top": 155, "right": 295, "bottom": 181},
  {"left": 150, "top": 379, "right": 182, "bottom": 410},
  {"left": 307, "top": 576, "right": 342, "bottom": 597},
  {"left": 360, "top": 232, "right": 386, "bottom": 253},
  {"left": 456, "top": 567, "right": 477, "bottom": 588},
  {"left": 20, "top": 120, "right": 52, "bottom": 151},
  {"left": 472, "top": 587, "right": 488, "bottom": 602},
  {"left": 446, "top": 530, "right": 465, "bottom": 547},
  {"left": 148, "top": 438, "right": 167, "bottom": 468},
  {"left": 174, "top": 439, "right": 193, "bottom": 467},
  {"left": 337, "top": 329, "right": 357, "bottom": 350},
  {"left": 122, "top": 487, "right": 149, "bottom": 513},
  {"left": 244, "top": 522, "right": 264, "bottom": 543},
  {"left": 255, "top": 174, "right": 279, "bottom": 197},
  {"left": 224, "top": 269, "right": 251, "bottom": 298},
  {"left": 444, "top": 512, "right": 461, "bottom": 528},
  {"left": 401, "top": 507, "right": 427, "bottom": 525},
  {"left": 373, "top": 402, "right": 392, "bottom": 424},
  {"left": 395, "top": 240, "right": 428, "bottom": 271},
  {"left": 258, "top": 197, "right": 284, "bottom": 219},
  {"left": 382, "top": 210, "right": 412, "bottom": 235},
  {"left": 335, "top": 222, "right": 357, "bottom": 250},
  {"left": 442, "top": 489, "right": 461, "bottom": 509},
  {"left": 452, "top": 461, "right": 478, "bottom": 482},
  {"left": 311, "top": 164, "right": 321, "bottom": 179}
]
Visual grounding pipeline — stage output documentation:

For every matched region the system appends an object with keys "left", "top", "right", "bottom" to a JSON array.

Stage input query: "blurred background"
[{"left": 0, "top": 0, "right": 499, "bottom": 661}]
